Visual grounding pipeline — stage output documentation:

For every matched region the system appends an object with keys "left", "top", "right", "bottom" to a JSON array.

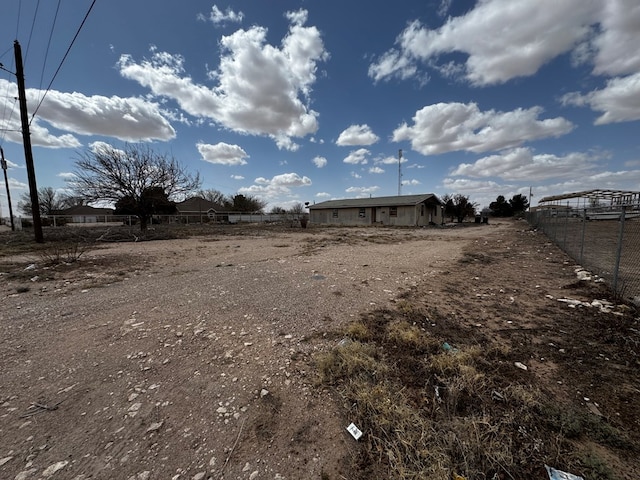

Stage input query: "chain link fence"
[
  {"left": 11, "top": 212, "right": 309, "bottom": 230},
  {"left": 527, "top": 205, "right": 640, "bottom": 304}
]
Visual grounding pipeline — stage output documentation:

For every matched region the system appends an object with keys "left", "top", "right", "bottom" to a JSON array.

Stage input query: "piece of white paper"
[{"left": 346, "top": 422, "right": 363, "bottom": 440}]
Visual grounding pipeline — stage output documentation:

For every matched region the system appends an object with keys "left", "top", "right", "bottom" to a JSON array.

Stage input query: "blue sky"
[{"left": 1, "top": 0, "right": 639, "bottom": 213}]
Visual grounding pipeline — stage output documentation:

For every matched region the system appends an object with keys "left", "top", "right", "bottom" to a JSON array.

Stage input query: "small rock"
[
  {"left": 42, "top": 460, "right": 68, "bottom": 477},
  {"left": 128, "top": 393, "right": 139, "bottom": 402},
  {"left": 514, "top": 362, "right": 528, "bottom": 371},
  {"left": 216, "top": 407, "right": 227, "bottom": 414},
  {"left": 14, "top": 469, "right": 38, "bottom": 480},
  {"left": 24, "top": 264, "right": 36, "bottom": 271},
  {"left": 146, "top": 421, "right": 164, "bottom": 433},
  {"left": 0, "top": 456, "right": 13, "bottom": 467},
  {"left": 242, "top": 462, "right": 251, "bottom": 472},
  {"left": 586, "top": 402, "right": 604, "bottom": 417},
  {"left": 127, "top": 402, "right": 142, "bottom": 417},
  {"left": 260, "top": 389, "right": 269, "bottom": 397},
  {"left": 249, "top": 471, "right": 259, "bottom": 480},
  {"left": 209, "top": 456, "right": 216, "bottom": 468},
  {"left": 192, "top": 472, "right": 206, "bottom": 480}
]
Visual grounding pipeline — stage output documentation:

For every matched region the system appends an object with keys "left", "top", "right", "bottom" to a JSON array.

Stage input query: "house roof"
[
  {"left": 57, "top": 205, "right": 114, "bottom": 215},
  {"left": 309, "top": 194, "right": 441, "bottom": 210},
  {"left": 175, "top": 196, "right": 223, "bottom": 212}
]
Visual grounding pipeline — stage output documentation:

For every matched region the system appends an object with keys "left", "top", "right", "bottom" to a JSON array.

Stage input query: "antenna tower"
[{"left": 397, "top": 149, "right": 403, "bottom": 196}]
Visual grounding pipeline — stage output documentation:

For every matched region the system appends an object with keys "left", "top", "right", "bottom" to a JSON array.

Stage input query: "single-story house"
[
  {"left": 55, "top": 205, "right": 115, "bottom": 223},
  {"left": 175, "top": 196, "right": 225, "bottom": 222},
  {"left": 309, "top": 194, "right": 443, "bottom": 226}
]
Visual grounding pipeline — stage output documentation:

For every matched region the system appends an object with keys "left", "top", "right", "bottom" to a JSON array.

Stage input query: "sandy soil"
[{"left": 0, "top": 220, "right": 638, "bottom": 480}]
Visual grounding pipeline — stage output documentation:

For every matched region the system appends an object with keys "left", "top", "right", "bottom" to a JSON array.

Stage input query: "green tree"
[
  {"left": 489, "top": 194, "right": 529, "bottom": 217},
  {"left": 451, "top": 194, "right": 477, "bottom": 223},
  {"left": 70, "top": 143, "right": 200, "bottom": 231},
  {"left": 225, "top": 194, "right": 266, "bottom": 213},
  {"left": 509, "top": 194, "right": 529, "bottom": 215},
  {"left": 489, "top": 195, "right": 513, "bottom": 217},
  {"left": 441, "top": 194, "right": 456, "bottom": 222},
  {"left": 442, "top": 194, "right": 476, "bottom": 223}
]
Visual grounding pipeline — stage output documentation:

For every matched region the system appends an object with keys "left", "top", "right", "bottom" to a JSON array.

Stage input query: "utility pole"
[
  {"left": 14, "top": 40, "right": 43, "bottom": 242},
  {"left": 1, "top": 147, "right": 16, "bottom": 231},
  {"left": 397, "top": 149, "right": 403, "bottom": 196}
]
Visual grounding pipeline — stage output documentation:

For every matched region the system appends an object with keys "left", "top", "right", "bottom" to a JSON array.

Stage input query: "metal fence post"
[
  {"left": 562, "top": 209, "right": 569, "bottom": 251},
  {"left": 579, "top": 209, "right": 586, "bottom": 264},
  {"left": 612, "top": 206, "right": 626, "bottom": 293}
]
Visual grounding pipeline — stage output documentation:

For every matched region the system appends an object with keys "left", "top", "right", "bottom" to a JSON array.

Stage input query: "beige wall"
[{"left": 310, "top": 202, "right": 443, "bottom": 226}]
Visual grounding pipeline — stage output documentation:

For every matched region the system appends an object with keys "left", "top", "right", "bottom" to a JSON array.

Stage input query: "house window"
[
  {"left": 359, "top": 208, "right": 366, "bottom": 218},
  {"left": 332, "top": 209, "right": 338, "bottom": 218},
  {"left": 390, "top": 207, "right": 397, "bottom": 217},
  {"left": 421, "top": 204, "right": 425, "bottom": 216}
]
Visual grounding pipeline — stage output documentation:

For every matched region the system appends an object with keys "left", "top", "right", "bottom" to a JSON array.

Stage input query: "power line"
[
  {"left": 29, "top": 0, "right": 98, "bottom": 124},
  {"left": 24, "top": 0, "right": 42, "bottom": 65},
  {"left": 0, "top": 77, "right": 18, "bottom": 147},
  {"left": 38, "top": 0, "right": 62, "bottom": 91},
  {"left": 0, "top": 45, "right": 13, "bottom": 63}
]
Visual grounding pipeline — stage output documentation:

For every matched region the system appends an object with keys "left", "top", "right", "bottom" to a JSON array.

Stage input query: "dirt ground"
[{"left": 0, "top": 219, "right": 639, "bottom": 480}]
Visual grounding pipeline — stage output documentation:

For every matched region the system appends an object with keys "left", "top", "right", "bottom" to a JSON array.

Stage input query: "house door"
[{"left": 371, "top": 208, "right": 376, "bottom": 223}]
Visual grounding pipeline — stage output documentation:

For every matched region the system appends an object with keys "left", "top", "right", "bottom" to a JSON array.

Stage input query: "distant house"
[
  {"left": 309, "top": 194, "right": 443, "bottom": 227},
  {"left": 55, "top": 205, "right": 114, "bottom": 223},
  {"left": 175, "top": 196, "right": 225, "bottom": 222}
]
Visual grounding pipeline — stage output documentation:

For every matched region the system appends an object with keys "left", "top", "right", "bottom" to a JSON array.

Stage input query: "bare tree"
[
  {"left": 288, "top": 202, "right": 305, "bottom": 215},
  {"left": 197, "top": 189, "right": 226, "bottom": 206},
  {"left": 70, "top": 143, "right": 200, "bottom": 231},
  {"left": 18, "top": 187, "right": 67, "bottom": 216}
]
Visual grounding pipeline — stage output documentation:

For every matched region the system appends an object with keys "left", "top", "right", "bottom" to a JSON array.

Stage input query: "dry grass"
[
  {"left": 315, "top": 305, "right": 631, "bottom": 480},
  {"left": 38, "top": 241, "right": 93, "bottom": 265}
]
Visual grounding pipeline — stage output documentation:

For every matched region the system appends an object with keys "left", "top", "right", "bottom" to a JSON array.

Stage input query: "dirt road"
[{"left": 1, "top": 220, "right": 638, "bottom": 479}]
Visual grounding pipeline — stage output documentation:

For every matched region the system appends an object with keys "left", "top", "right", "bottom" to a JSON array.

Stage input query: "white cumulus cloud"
[
  {"left": 451, "top": 147, "right": 602, "bottom": 181},
  {"left": 402, "top": 179, "right": 421, "bottom": 186},
  {"left": 336, "top": 124, "right": 380, "bottom": 146},
  {"left": 369, "top": 166, "right": 384, "bottom": 174},
  {"left": 197, "top": 142, "right": 249, "bottom": 165},
  {"left": 343, "top": 148, "right": 370, "bottom": 165},
  {"left": 393, "top": 102, "right": 573, "bottom": 155},
  {"left": 239, "top": 172, "right": 312, "bottom": 203},
  {"left": 561, "top": 72, "right": 640, "bottom": 124},
  {"left": 345, "top": 186, "right": 380, "bottom": 196},
  {"left": 369, "top": 0, "right": 640, "bottom": 86},
  {"left": 200, "top": 5, "right": 244, "bottom": 25},
  {"left": 118, "top": 9, "right": 328, "bottom": 151},
  {"left": 312, "top": 156, "right": 327, "bottom": 168},
  {"left": 0, "top": 79, "right": 175, "bottom": 147}
]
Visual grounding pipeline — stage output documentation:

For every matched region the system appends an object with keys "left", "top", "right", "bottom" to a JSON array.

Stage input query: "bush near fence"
[{"left": 527, "top": 205, "right": 640, "bottom": 304}]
